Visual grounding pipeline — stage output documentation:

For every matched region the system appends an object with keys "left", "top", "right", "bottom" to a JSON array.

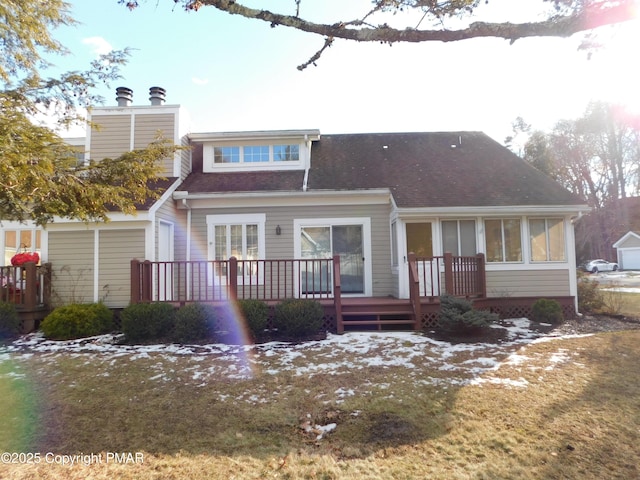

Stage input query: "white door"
[{"left": 402, "top": 222, "right": 439, "bottom": 297}]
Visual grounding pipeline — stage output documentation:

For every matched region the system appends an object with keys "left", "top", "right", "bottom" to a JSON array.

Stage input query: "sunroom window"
[
  {"left": 442, "top": 220, "right": 476, "bottom": 256},
  {"left": 530, "top": 218, "right": 565, "bottom": 262},
  {"left": 484, "top": 219, "right": 522, "bottom": 262}
]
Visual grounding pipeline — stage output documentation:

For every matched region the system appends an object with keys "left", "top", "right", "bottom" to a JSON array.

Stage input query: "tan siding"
[
  {"left": 134, "top": 114, "right": 176, "bottom": 175},
  {"left": 154, "top": 199, "right": 188, "bottom": 262},
  {"left": 189, "top": 203, "right": 394, "bottom": 297},
  {"left": 98, "top": 229, "right": 145, "bottom": 308},
  {"left": 90, "top": 115, "right": 131, "bottom": 161},
  {"left": 181, "top": 136, "right": 191, "bottom": 179},
  {"left": 48, "top": 231, "right": 95, "bottom": 306},
  {"left": 486, "top": 269, "right": 570, "bottom": 297}
]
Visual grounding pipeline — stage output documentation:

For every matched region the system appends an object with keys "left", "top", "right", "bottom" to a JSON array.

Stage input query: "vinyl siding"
[
  {"left": 134, "top": 114, "right": 176, "bottom": 176},
  {"left": 90, "top": 115, "right": 132, "bottom": 161},
  {"left": 486, "top": 269, "right": 570, "bottom": 297},
  {"left": 188, "top": 203, "right": 394, "bottom": 297},
  {"left": 98, "top": 229, "right": 145, "bottom": 307},
  {"left": 48, "top": 231, "right": 95, "bottom": 306}
]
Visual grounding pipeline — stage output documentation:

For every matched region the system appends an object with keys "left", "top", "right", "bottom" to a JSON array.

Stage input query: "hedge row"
[{"left": 39, "top": 298, "right": 325, "bottom": 343}]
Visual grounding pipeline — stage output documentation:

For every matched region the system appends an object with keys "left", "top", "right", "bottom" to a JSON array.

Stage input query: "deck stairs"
[{"left": 338, "top": 297, "right": 419, "bottom": 332}]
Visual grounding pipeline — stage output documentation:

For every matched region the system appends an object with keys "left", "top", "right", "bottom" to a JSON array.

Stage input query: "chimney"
[
  {"left": 115, "top": 87, "right": 133, "bottom": 107},
  {"left": 149, "top": 86, "right": 166, "bottom": 106}
]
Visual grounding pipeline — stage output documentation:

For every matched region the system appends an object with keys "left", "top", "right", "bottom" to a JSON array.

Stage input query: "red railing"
[
  {"left": 0, "top": 262, "right": 51, "bottom": 309},
  {"left": 413, "top": 252, "right": 486, "bottom": 299},
  {"left": 131, "top": 257, "right": 336, "bottom": 304}
]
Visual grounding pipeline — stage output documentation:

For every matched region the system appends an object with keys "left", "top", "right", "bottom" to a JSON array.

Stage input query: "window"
[
  {"left": 4, "top": 229, "right": 42, "bottom": 266},
  {"left": 484, "top": 219, "right": 522, "bottom": 262},
  {"left": 207, "top": 214, "right": 265, "bottom": 284},
  {"left": 214, "top": 146, "right": 240, "bottom": 163},
  {"left": 243, "top": 145, "right": 270, "bottom": 163},
  {"left": 273, "top": 144, "right": 299, "bottom": 161},
  {"left": 530, "top": 218, "right": 565, "bottom": 262},
  {"left": 210, "top": 144, "right": 301, "bottom": 166},
  {"left": 442, "top": 220, "right": 476, "bottom": 256}
]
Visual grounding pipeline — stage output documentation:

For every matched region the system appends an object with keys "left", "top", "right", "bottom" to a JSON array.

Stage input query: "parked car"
[{"left": 581, "top": 259, "right": 619, "bottom": 273}]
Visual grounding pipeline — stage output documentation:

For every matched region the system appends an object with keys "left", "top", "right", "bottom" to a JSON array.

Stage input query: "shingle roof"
[
  {"left": 177, "top": 131, "right": 585, "bottom": 208},
  {"left": 307, "top": 132, "right": 585, "bottom": 208}
]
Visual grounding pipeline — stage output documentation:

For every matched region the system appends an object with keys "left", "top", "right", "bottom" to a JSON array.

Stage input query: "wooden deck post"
[
  {"left": 333, "top": 255, "right": 343, "bottom": 333},
  {"left": 141, "top": 260, "right": 152, "bottom": 303},
  {"left": 407, "top": 252, "right": 422, "bottom": 331},
  {"left": 443, "top": 252, "right": 454, "bottom": 295},
  {"left": 130, "top": 259, "right": 141, "bottom": 304},
  {"left": 228, "top": 257, "right": 238, "bottom": 301},
  {"left": 476, "top": 253, "right": 487, "bottom": 298},
  {"left": 23, "top": 262, "right": 37, "bottom": 311}
]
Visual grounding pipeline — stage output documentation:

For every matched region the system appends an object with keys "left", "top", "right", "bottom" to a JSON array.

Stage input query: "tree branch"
[{"left": 196, "top": 0, "right": 637, "bottom": 43}]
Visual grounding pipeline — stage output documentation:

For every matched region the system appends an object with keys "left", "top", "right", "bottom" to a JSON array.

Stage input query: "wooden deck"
[{"left": 0, "top": 263, "right": 52, "bottom": 333}]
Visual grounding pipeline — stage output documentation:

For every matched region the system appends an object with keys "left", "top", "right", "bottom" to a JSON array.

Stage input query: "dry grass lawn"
[{"left": 1, "top": 325, "right": 639, "bottom": 479}]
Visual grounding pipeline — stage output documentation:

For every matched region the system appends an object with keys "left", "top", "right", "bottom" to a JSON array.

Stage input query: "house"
[
  {"left": 613, "top": 231, "right": 640, "bottom": 270},
  {"left": 1, "top": 87, "right": 589, "bottom": 330}
]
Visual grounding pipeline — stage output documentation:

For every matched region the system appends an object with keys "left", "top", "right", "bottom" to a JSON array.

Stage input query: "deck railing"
[
  {"left": 131, "top": 257, "right": 337, "bottom": 304},
  {"left": 0, "top": 262, "right": 52, "bottom": 310},
  {"left": 130, "top": 253, "right": 486, "bottom": 305},
  {"left": 414, "top": 252, "right": 486, "bottom": 299}
]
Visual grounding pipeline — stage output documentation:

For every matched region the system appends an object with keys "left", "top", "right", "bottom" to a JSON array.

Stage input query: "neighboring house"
[
  {"left": 613, "top": 231, "right": 640, "bottom": 270},
  {"left": 1, "top": 87, "right": 589, "bottom": 328}
]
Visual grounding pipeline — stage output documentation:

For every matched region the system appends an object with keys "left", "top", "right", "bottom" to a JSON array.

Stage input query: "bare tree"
[{"left": 524, "top": 102, "right": 640, "bottom": 260}]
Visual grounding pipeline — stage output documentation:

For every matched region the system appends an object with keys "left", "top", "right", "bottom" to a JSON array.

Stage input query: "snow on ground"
[{"left": 0, "top": 319, "right": 593, "bottom": 395}]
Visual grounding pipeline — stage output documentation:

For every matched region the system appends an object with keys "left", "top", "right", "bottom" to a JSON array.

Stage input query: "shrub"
[
  {"left": 577, "top": 274, "right": 604, "bottom": 314},
  {"left": 0, "top": 302, "right": 20, "bottom": 339},
  {"left": 237, "top": 299, "right": 269, "bottom": 339},
  {"left": 273, "top": 299, "right": 324, "bottom": 339},
  {"left": 530, "top": 298, "right": 564, "bottom": 324},
  {"left": 172, "top": 303, "right": 216, "bottom": 343},
  {"left": 40, "top": 303, "right": 114, "bottom": 340},
  {"left": 438, "top": 294, "right": 499, "bottom": 333},
  {"left": 121, "top": 302, "right": 175, "bottom": 342}
]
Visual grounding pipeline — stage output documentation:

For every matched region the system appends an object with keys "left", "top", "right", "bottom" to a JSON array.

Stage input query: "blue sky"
[{"left": 52, "top": 0, "right": 640, "bottom": 145}]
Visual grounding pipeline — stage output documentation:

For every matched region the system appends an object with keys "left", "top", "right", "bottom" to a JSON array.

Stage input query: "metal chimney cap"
[
  {"left": 115, "top": 86, "right": 133, "bottom": 106},
  {"left": 149, "top": 86, "right": 166, "bottom": 106}
]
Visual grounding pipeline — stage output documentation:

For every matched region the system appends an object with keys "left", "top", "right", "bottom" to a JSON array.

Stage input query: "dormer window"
[
  {"left": 195, "top": 129, "right": 320, "bottom": 173},
  {"left": 213, "top": 144, "right": 300, "bottom": 164}
]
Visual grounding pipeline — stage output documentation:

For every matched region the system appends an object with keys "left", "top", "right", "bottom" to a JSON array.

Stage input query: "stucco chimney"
[
  {"left": 115, "top": 87, "right": 133, "bottom": 107},
  {"left": 149, "top": 86, "right": 166, "bottom": 106}
]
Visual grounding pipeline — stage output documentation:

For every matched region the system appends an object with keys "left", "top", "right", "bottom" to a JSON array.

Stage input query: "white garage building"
[{"left": 613, "top": 231, "right": 640, "bottom": 270}]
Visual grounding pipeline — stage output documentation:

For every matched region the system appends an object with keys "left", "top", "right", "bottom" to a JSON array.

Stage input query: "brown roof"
[
  {"left": 177, "top": 132, "right": 585, "bottom": 208},
  {"left": 307, "top": 132, "right": 585, "bottom": 208}
]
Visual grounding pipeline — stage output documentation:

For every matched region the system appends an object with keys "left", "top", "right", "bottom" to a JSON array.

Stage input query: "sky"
[{"left": 50, "top": 0, "right": 640, "bottom": 146}]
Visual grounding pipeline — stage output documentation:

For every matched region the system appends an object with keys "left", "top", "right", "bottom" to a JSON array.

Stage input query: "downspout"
[{"left": 302, "top": 134, "right": 311, "bottom": 192}]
